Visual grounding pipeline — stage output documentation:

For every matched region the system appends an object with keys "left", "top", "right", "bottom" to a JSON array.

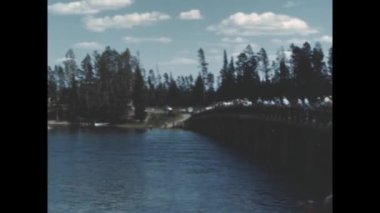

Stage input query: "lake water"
[{"left": 48, "top": 127, "right": 303, "bottom": 213}]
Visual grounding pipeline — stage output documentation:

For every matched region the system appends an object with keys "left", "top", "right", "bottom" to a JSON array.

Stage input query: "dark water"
[{"left": 48, "top": 127, "right": 302, "bottom": 213}]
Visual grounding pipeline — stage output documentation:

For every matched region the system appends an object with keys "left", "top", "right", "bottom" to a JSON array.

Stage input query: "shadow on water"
[{"left": 193, "top": 129, "right": 332, "bottom": 212}]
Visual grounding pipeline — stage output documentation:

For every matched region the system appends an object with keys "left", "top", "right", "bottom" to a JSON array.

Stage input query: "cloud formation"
[
  {"left": 221, "top": 37, "right": 249, "bottom": 44},
  {"left": 271, "top": 35, "right": 332, "bottom": 46},
  {"left": 179, "top": 9, "right": 202, "bottom": 20},
  {"left": 73, "top": 41, "right": 104, "bottom": 49},
  {"left": 48, "top": 0, "right": 133, "bottom": 15},
  {"left": 123, "top": 36, "right": 172, "bottom": 44},
  {"left": 207, "top": 12, "right": 318, "bottom": 36},
  {"left": 56, "top": 57, "right": 69, "bottom": 63},
  {"left": 320, "top": 35, "right": 332, "bottom": 43},
  {"left": 160, "top": 57, "right": 197, "bottom": 66},
  {"left": 83, "top": 12, "right": 171, "bottom": 32}
]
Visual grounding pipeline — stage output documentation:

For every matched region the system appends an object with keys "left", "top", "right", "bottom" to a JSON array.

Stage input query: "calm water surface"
[{"left": 48, "top": 127, "right": 301, "bottom": 213}]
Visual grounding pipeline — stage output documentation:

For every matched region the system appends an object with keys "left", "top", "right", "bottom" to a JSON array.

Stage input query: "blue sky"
[{"left": 48, "top": 0, "right": 332, "bottom": 77}]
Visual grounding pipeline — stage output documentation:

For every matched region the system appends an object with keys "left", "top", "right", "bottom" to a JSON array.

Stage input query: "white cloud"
[
  {"left": 83, "top": 12, "right": 171, "bottom": 32},
  {"left": 56, "top": 57, "right": 69, "bottom": 63},
  {"left": 271, "top": 38, "right": 308, "bottom": 46},
  {"left": 207, "top": 12, "right": 318, "bottom": 36},
  {"left": 159, "top": 57, "right": 197, "bottom": 66},
  {"left": 319, "top": 35, "right": 332, "bottom": 43},
  {"left": 73, "top": 41, "right": 104, "bottom": 49},
  {"left": 179, "top": 9, "right": 202, "bottom": 20},
  {"left": 123, "top": 36, "right": 172, "bottom": 44},
  {"left": 48, "top": 0, "right": 133, "bottom": 15},
  {"left": 284, "top": 50, "right": 292, "bottom": 58},
  {"left": 221, "top": 37, "right": 249, "bottom": 44},
  {"left": 271, "top": 35, "right": 332, "bottom": 46},
  {"left": 284, "top": 1, "right": 297, "bottom": 8}
]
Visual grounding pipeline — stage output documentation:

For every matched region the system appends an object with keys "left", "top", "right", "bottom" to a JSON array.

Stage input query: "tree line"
[{"left": 48, "top": 42, "right": 332, "bottom": 122}]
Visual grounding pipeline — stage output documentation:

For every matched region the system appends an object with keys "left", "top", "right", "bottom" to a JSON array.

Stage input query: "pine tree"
[
  {"left": 132, "top": 63, "right": 147, "bottom": 121},
  {"left": 258, "top": 48, "right": 271, "bottom": 83},
  {"left": 291, "top": 42, "right": 313, "bottom": 99},
  {"left": 327, "top": 46, "right": 332, "bottom": 76},
  {"left": 227, "top": 57, "right": 236, "bottom": 99},
  {"left": 206, "top": 72, "right": 216, "bottom": 104},
  {"left": 258, "top": 48, "right": 271, "bottom": 98},
  {"left": 218, "top": 50, "right": 229, "bottom": 100},
  {"left": 167, "top": 76, "right": 179, "bottom": 106},
  {"left": 147, "top": 69, "right": 156, "bottom": 106},
  {"left": 115, "top": 48, "right": 133, "bottom": 120},
  {"left": 311, "top": 42, "right": 326, "bottom": 99},
  {"left": 236, "top": 45, "right": 259, "bottom": 100},
  {"left": 48, "top": 66, "right": 57, "bottom": 108},
  {"left": 80, "top": 54, "right": 94, "bottom": 119},
  {"left": 327, "top": 46, "right": 333, "bottom": 95},
  {"left": 63, "top": 49, "right": 79, "bottom": 120},
  {"left": 192, "top": 74, "right": 205, "bottom": 106},
  {"left": 279, "top": 55, "right": 290, "bottom": 98},
  {"left": 198, "top": 48, "right": 209, "bottom": 89}
]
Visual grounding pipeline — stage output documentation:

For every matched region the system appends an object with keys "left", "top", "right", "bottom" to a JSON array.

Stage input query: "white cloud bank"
[
  {"left": 73, "top": 41, "right": 104, "bottom": 49},
  {"left": 207, "top": 12, "right": 318, "bottom": 36},
  {"left": 123, "top": 36, "right": 172, "bottom": 44},
  {"left": 159, "top": 57, "right": 197, "bottom": 66},
  {"left": 179, "top": 9, "right": 202, "bottom": 20},
  {"left": 83, "top": 12, "right": 171, "bottom": 32},
  {"left": 221, "top": 37, "right": 249, "bottom": 44},
  {"left": 48, "top": 0, "right": 133, "bottom": 15},
  {"left": 320, "top": 35, "right": 332, "bottom": 43},
  {"left": 271, "top": 35, "right": 332, "bottom": 46}
]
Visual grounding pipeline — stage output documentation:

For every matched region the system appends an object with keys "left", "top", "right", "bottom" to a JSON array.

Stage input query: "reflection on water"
[{"left": 48, "top": 127, "right": 302, "bottom": 213}]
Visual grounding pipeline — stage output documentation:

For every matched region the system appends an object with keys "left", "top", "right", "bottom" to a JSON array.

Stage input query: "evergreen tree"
[
  {"left": 132, "top": 63, "right": 147, "bottom": 121},
  {"left": 167, "top": 76, "right": 179, "bottom": 106},
  {"left": 80, "top": 54, "right": 94, "bottom": 118},
  {"left": 258, "top": 48, "right": 271, "bottom": 98},
  {"left": 227, "top": 57, "right": 236, "bottom": 99},
  {"left": 192, "top": 74, "right": 205, "bottom": 106},
  {"left": 48, "top": 66, "right": 57, "bottom": 108},
  {"left": 327, "top": 46, "right": 332, "bottom": 76},
  {"left": 311, "top": 42, "right": 326, "bottom": 99},
  {"left": 147, "top": 69, "right": 156, "bottom": 106},
  {"left": 115, "top": 48, "right": 133, "bottom": 119},
  {"left": 327, "top": 46, "right": 333, "bottom": 95},
  {"left": 236, "top": 45, "right": 260, "bottom": 100},
  {"left": 198, "top": 48, "right": 209, "bottom": 89},
  {"left": 258, "top": 48, "right": 271, "bottom": 83},
  {"left": 218, "top": 50, "right": 229, "bottom": 100},
  {"left": 291, "top": 42, "right": 313, "bottom": 99},
  {"left": 278, "top": 54, "right": 291, "bottom": 98},
  {"left": 63, "top": 49, "right": 79, "bottom": 120},
  {"left": 206, "top": 72, "right": 216, "bottom": 104}
]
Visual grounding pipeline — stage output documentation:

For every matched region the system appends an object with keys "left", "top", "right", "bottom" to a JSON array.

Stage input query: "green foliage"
[
  {"left": 48, "top": 42, "right": 332, "bottom": 122},
  {"left": 133, "top": 64, "right": 147, "bottom": 121}
]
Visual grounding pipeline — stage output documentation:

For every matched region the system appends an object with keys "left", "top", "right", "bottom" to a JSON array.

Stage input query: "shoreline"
[
  {"left": 48, "top": 120, "right": 152, "bottom": 129},
  {"left": 48, "top": 112, "right": 190, "bottom": 130}
]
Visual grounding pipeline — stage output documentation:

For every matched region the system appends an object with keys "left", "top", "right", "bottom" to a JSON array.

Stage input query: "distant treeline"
[{"left": 48, "top": 42, "right": 332, "bottom": 122}]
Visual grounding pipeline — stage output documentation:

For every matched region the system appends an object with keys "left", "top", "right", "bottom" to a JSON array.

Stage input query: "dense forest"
[{"left": 48, "top": 42, "right": 332, "bottom": 122}]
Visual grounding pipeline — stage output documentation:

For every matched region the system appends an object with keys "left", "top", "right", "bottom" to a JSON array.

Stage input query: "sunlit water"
[{"left": 48, "top": 127, "right": 302, "bottom": 213}]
